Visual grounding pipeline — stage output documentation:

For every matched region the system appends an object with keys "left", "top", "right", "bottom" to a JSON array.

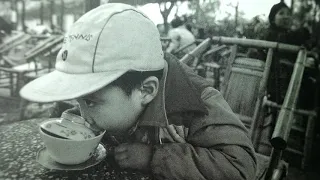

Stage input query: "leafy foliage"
[{"left": 187, "top": 0, "right": 220, "bottom": 28}]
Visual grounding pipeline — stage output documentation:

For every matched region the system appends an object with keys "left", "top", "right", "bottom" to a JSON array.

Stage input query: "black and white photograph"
[{"left": 0, "top": 0, "right": 320, "bottom": 179}]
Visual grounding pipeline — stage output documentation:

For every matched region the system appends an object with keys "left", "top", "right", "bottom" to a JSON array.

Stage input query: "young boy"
[{"left": 20, "top": 3, "right": 256, "bottom": 180}]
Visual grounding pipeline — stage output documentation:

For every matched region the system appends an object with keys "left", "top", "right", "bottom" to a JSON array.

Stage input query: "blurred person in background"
[
  {"left": 265, "top": 2, "right": 311, "bottom": 48},
  {"left": 156, "top": 24, "right": 166, "bottom": 37},
  {"left": 157, "top": 24, "right": 170, "bottom": 51},
  {"left": 166, "top": 17, "right": 196, "bottom": 60},
  {"left": 259, "top": 2, "right": 319, "bottom": 135}
]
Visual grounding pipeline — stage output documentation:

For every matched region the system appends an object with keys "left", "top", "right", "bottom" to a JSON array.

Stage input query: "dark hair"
[
  {"left": 171, "top": 17, "right": 184, "bottom": 28},
  {"left": 110, "top": 70, "right": 164, "bottom": 96},
  {"left": 268, "top": 2, "right": 290, "bottom": 28},
  {"left": 185, "top": 24, "right": 192, "bottom": 32}
]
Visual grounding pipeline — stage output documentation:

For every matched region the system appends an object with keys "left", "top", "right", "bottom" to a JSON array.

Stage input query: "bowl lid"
[{"left": 40, "top": 112, "right": 96, "bottom": 140}]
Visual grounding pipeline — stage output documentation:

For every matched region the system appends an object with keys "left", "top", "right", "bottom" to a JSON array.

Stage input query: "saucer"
[{"left": 36, "top": 144, "right": 107, "bottom": 170}]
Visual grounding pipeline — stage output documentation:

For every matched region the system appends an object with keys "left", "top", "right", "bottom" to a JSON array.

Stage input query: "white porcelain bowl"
[
  {"left": 39, "top": 112, "right": 98, "bottom": 141},
  {"left": 38, "top": 112, "right": 105, "bottom": 165},
  {"left": 39, "top": 126, "right": 106, "bottom": 165}
]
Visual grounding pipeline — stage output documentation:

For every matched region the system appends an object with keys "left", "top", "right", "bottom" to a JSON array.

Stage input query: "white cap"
[{"left": 20, "top": 3, "right": 164, "bottom": 102}]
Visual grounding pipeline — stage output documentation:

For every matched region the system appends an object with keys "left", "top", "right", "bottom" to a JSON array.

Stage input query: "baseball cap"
[{"left": 20, "top": 3, "right": 164, "bottom": 103}]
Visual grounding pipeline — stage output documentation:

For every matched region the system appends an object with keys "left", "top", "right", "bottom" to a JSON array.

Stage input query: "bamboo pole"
[
  {"left": 270, "top": 48, "right": 307, "bottom": 150},
  {"left": 202, "top": 45, "right": 227, "bottom": 58},
  {"left": 25, "top": 36, "right": 64, "bottom": 61},
  {"left": 24, "top": 36, "right": 57, "bottom": 57},
  {"left": 174, "top": 41, "right": 196, "bottom": 55},
  {"left": 220, "top": 45, "right": 237, "bottom": 96},
  {"left": 179, "top": 38, "right": 211, "bottom": 64},
  {"left": 0, "top": 35, "right": 32, "bottom": 54},
  {"left": 250, "top": 48, "right": 274, "bottom": 147},
  {"left": 265, "top": 149, "right": 283, "bottom": 180},
  {"left": 211, "top": 36, "right": 301, "bottom": 53},
  {"left": 263, "top": 99, "right": 317, "bottom": 117},
  {"left": 0, "top": 33, "right": 25, "bottom": 50}
]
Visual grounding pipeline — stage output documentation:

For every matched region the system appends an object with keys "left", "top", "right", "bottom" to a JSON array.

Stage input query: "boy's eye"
[{"left": 84, "top": 99, "right": 96, "bottom": 107}]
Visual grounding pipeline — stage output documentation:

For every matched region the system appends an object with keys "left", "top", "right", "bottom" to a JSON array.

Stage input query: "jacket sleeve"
[{"left": 150, "top": 87, "right": 257, "bottom": 180}]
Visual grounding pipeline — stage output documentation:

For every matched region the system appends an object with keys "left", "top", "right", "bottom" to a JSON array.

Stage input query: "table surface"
[{"left": 0, "top": 118, "right": 152, "bottom": 180}]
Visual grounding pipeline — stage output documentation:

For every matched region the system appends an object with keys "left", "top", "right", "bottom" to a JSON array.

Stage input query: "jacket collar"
[{"left": 138, "top": 54, "right": 208, "bottom": 127}]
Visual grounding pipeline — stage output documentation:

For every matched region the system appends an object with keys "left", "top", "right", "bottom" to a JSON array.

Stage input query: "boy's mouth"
[{"left": 85, "top": 117, "right": 103, "bottom": 134}]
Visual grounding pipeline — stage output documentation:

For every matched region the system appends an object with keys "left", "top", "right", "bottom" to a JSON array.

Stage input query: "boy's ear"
[{"left": 140, "top": 76, "right": 159, "bottom": 105}]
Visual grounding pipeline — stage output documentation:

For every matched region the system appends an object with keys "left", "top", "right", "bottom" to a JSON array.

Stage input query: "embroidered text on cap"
[{"left": 62, "top": 50, "right": 68, "bottom": 61}]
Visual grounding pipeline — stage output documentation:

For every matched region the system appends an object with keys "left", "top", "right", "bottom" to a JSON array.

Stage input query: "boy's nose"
[
  {"left": 78, "top": 105, "right": 102, "bottom": 132},
  {"left": 77, "top": 99, "right": 95, "bottom": 124}
]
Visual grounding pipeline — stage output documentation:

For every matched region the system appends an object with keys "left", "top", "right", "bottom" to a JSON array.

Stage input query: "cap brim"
[{"left": 20, "top": 70, "right": 127, "bottom": 103}]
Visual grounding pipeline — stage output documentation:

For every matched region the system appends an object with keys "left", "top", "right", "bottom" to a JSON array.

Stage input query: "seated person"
[
  {"left": 166, "top": 17, "right": 196, "bottom": 59},
  {"left": 20, "top": 3, "right": 256, "bottom": 180}
]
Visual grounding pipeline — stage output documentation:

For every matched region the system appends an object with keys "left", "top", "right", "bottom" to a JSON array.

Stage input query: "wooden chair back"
[{"left": 222, "top": 57, "right": 265, "bottom": 128}]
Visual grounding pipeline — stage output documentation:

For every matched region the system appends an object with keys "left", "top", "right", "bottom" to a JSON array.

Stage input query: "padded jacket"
[{"left": 130, "top": 53, "right": 257, "bottom": 180}]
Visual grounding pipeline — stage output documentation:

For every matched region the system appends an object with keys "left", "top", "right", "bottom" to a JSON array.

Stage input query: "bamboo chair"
[
  {"left": 0, "top": 35, "right": 63, "bottom": 97},
  {"left": 0, "top": 32, "right": 26, "bottom": 51},
  {"left": 16, "top": 36, "right": 63, "bottom": 121},
  {"left": 211, "top": 36, "right": 318, "bottom": 179},
  {"left": 172, "top": 41, "right": 197, "bottom": 59},
  {"left": 160, "top": 39, "right": 225, "bottom": 97},
  {"left": 0, "top": 34, "right": 33, "bottom": 67},
  {"left": 161, "top": 37, "right": 204, "bottom": 59},
  {"left": 199, "top": 44, "right": 229, "bottom": 89},
  {"left": 0, "top": 67, "right": 35, "bottom": 97},
  {"left": 173, "top": 39, "right": 204, "bottom": 55},
  {"left": 0, "top": 33, "right": 33, "bottom": 96},
  {"left": 24, "top": 35, "right": 63, "bottom": 71}
]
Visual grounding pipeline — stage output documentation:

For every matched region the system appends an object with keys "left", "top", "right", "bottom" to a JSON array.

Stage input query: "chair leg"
[
  {"left": 213, "top": 67, "right": 220, "bottom": 90},
  {"left": 9, "top": 73, "right": 14, "bottom": 97},
  {"left": 19, "top": 98, "right": 29, "bottom": 121},
  {"left": 302, "top": 115, "right": 316, "bottom": 169},
  {"left": 265, "top": 149, "right": 283, "bottom": 180},
  {"left": 15, "top": 72, "right": 24, "bottom": 97}
]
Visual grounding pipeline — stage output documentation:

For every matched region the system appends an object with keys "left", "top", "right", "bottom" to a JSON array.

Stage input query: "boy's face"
[{"left": 77, "top": 85, "right": 144, "bottom": 135}]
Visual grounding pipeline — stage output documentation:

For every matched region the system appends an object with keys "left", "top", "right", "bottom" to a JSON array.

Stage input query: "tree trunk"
[
  {"left": 195, "top": 0, "right": 200, "bottom": 24},
  {"left": 21, "top": 0, "right": 26, "bottom": 32},
  {"left": 60, "top": 0, "right": 64, "bottom": 31},
  {"left": 163, "top": 18, "right": 169, "bottom": 35},
  {"left": 159, "top": 2, "right": 175, "bottom": 35},
  {"left": 85, "top": 0, "right": 101, "bottom": 13},
  {"left": 12, "top": 0, "right": 18, "bottom": 30},
  {"left": 290, "top": 0, "right": 294, "bottom": 13},
  {"left": 40, "top": 0, "right": 44, "bottom": 25},
  {"left": 235, "top": 2, "right": 239, "bottom": 30},
  {"left": 50, "top": 0, "right": 55, "bottom": 29}
]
